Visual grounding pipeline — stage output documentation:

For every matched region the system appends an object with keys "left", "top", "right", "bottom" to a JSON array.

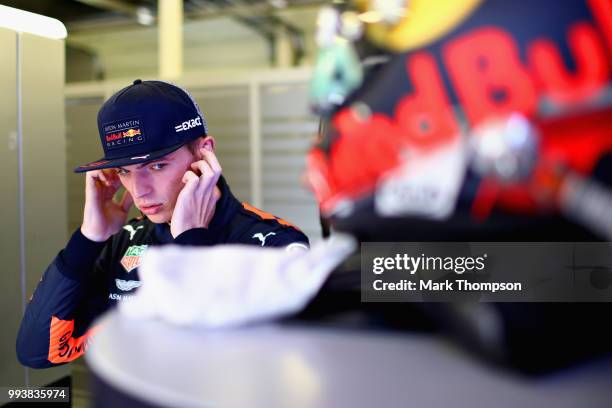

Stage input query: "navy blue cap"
[{"left": 74, "top": 79, "right": 208, "bottom": 173}]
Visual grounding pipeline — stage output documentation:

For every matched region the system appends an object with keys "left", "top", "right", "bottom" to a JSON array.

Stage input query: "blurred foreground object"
[
  {"left": 87, "top": 310, "right": 612, "bottom": 408},
  {"left": 306, "top": 0, "right": 612, "bottom": 238},
  {"left": 300, "top": 0, "right": 612, "bottom": 374},
  {"left": 119, "top": 235, "right": 355, "bottom": 327}
]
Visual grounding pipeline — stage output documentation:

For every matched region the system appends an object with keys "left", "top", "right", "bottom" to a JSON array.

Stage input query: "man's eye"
[
  {"left": 151, "top": 163, "right": 168, "bottom": 170},
  {"left": 116, "top": 169, "right": 128, "bottom": 176}
]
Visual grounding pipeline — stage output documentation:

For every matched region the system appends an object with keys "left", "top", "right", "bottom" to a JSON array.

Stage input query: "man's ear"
[
  {"left": 202, "top": 136, "right": 215, "bottom": 152},
  {"left": 192, "top": 136, "right": 215, "bottom": 159}
]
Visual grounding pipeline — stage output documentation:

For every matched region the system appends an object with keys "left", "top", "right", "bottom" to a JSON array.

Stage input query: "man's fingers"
[
  {"left": 86, "top": 169, "right": 102, "bottom": 180},
  {"left": 192, "top": 159, "right": 213, "bottom": 181},
  {"left": 196, "top": 148, "right": 222, "bottom": 189},
  {"left": 119, "top": 189, "right": 134, "bottom": 212},
  {"left": 85, "top": 170, "right": 104, "bottom": 192},
  {"left": 212, "top": 186, "right": 222, "bottom": 202},
  {"left": 85, "top": 171, "right": 96, "bottom": 187},
  {"left": 190, "top": 161, "right": 217, "bottom": 197},
  {"left": 103, "top": 169, "right": 120, "bottom": 188},
  {"left": 87, "top": 170, "right": 111, "bottom": 187},
  {"left": 177, "top": 171, "right": 200, "bottom": 204},
  {"left": 200, "top": 147, "right": 222, "bottom": 173},
  {"left": 85, "top": 170, "right": 122, "bottom": 204},
  {"left": 182, "top": 170, "right": 200, "bottom": 187},
  {"left": 98, "top": 170, "right": 118, "bottom": 187}
]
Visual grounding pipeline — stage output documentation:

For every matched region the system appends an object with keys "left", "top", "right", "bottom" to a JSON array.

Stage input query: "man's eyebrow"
[
  {"left": 117, "top": 156, "right": 174, "bottom": 171},
  {"left": 138, "top": 157, "right": 173, "bottom": 168}
]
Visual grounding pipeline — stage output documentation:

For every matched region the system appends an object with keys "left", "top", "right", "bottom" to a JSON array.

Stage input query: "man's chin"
[{"left": 143, "top": 212, "right": 170, "bottom": 224}]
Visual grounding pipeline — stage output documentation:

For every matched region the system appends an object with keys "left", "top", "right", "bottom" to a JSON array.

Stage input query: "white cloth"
[{"left": 119, "top": 235, "right": 356, "bottom": 328}]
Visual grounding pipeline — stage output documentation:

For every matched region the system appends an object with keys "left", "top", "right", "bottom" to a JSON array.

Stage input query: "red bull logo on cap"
[
  {"left": 102, "top": 117, "right": 146, "bottom": 150},
  {"left": 122, "top": 128, "right": 142, "bottom": 137}
]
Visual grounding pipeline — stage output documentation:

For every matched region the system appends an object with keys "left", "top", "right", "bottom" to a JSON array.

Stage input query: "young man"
[{"left": 17, "top": 80, "right": 309, "bottom": 368}]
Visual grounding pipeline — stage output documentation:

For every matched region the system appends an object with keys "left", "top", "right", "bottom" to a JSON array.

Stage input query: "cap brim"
[{"left": 74, "top": 142, "right": 187, "bottom": 173}]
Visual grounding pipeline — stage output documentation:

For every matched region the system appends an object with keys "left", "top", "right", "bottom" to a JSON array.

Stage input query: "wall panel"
[
  {"left": 20, "top": 32, "right": 69, "bottom": 386},
  {"left": 0, "top": 27, "right": 24, "bottom": 387}
]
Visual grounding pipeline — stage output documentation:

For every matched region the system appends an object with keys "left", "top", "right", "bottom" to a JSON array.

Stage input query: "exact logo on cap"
[
  {"left": 103, "top": 117, "right": 146, "bottom": 150},
  {"left": 175, "top": 116, "right": 202, "bottom": 133}
]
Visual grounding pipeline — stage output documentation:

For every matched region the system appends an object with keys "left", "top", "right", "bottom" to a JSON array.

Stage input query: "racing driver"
[{"left": 16, "top": 79, "right": 309, "bottom": 368}]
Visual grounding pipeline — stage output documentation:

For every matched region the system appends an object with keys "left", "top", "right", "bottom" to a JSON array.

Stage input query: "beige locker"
[{"left": 0, "top": 27, "right": 68, "bottom": 386}]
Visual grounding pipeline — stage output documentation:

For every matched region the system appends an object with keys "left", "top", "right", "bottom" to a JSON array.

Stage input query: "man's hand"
[
  {"left": 170, "top": 146, "right": 222, "bottom": 238},
  {"left": 81, "top": 169, "right": 134, "bottom": 242}
]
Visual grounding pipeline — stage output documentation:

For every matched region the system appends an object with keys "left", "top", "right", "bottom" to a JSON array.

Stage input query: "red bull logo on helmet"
[
  {"left": 365, "top": 0, "right": 612, "bottom": 141},
  {"left": 308, "top": 0, "right": 612, "bottom": 215}
]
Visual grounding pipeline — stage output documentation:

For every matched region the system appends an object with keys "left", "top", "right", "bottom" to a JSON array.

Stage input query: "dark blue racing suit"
[{"left": 17, "top": 176, "right": 309, "bottom": 368}]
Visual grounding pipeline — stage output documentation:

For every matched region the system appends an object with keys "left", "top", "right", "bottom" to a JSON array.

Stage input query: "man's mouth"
[{"left": 139, "top": 203, "right": 163, "bottom": 215}]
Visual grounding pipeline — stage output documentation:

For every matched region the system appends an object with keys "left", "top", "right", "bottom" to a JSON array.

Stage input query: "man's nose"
[{"left": 129, "top": 172, "right": 153, "bottom": 199}]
